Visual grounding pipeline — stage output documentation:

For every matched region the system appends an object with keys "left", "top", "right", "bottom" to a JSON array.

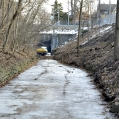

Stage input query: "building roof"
[{"left": 100, "top": 4, "right": 116, "bottom": 12}]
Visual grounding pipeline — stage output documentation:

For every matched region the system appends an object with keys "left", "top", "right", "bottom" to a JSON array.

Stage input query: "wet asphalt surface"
[{"left": 0, "top": 60, "right": 114, "bottom": 119}]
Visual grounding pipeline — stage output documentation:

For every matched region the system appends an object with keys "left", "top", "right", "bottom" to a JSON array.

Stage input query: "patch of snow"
[
  {"left": 46, "top": 53, "right": 51, "bottom": 56},
  {"left": 100, "top": 26, "right": 112, "bottom": 34},
  {"left": 40, "top": 29, "right": 78, "bottom": 35},
  {"left": 81, "top": 40, "right": 88, "bottom": 45}
]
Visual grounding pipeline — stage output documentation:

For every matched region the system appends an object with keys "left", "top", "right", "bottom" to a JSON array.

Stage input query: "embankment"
[
  {"left": 0, "top": 51, "right": 38, "bottom": 87},
  {"left": 53, "top": 24, "right": 119, "bottom": 102}
]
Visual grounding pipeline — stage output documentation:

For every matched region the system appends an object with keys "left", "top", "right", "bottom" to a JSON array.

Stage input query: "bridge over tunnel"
[{"left": 38, "top": 32, "right": 77, "bottom": 53}]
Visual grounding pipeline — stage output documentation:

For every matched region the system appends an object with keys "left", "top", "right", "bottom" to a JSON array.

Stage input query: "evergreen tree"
[{"left": 51, "top": 0, "right": 63, "bottom": 23}]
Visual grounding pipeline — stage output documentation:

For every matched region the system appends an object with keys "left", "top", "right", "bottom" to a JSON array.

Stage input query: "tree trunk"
[
  {"left": 114, "top": 0, "right": 119, "bottom": 61},
  {"left": 71, "top": 0, "right": 74, "bottom": 20},
  {"left": 77, "top": 0, "right": 83, "bottom": 55},
  {"left": 2, "top": 0, "right": 22, "bottom": 52}
]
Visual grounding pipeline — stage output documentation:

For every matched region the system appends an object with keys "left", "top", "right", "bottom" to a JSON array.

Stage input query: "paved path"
[{"left": 0, "top": 60, "right": 114, "bottom": 119}]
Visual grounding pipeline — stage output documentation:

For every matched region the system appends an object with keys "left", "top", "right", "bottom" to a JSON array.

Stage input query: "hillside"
[
  {"left": 0, "top": 47, "right": 38, "bottom": 87},
  {"left": 53, "top": 24, "right": 119, "bottom": 115}
]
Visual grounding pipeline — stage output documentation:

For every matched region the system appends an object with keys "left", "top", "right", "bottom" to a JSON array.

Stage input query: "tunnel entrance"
[
  {"left": 37, "top": 39, "right": 51, "bottom": 52},
  {"left": 37, "top": 34, "right": 52, "bottom": 53},
  {"left": 38, "top": 33, "right": 77, "bottom": 53}
]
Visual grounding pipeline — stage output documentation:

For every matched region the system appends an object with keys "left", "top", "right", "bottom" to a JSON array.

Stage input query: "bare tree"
[
  {"left": 77, "top": 0, "right": 83, "bottom": 54},
  {"left": 0, "top": 0, "right": 49, "bottom": 58},
  {"left": 70, "top": 0, "right": 80, "bottom": 22},
  {"left": 114, "top": 0, "right": 119, "bottom": 61},
  {"left": 2, "top": 0, "right": 23, "bottom": 52}
]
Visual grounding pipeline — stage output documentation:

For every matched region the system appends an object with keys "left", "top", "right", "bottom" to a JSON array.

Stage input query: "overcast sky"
[{"left": 44, "top": 0, "right": 117, "bottom": 13}]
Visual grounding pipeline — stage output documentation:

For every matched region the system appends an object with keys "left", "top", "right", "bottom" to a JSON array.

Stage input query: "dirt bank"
[
  {"left": 53, "top": 24, "right": 119, "bottom": 108},
  {"left": 0, "top": 50, "right": 39, "bottom": 87}
]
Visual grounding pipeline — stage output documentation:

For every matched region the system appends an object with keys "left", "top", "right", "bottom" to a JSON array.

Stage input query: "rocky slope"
[{"left": 53, "top": 24, "right": 119, "bottom": 115}]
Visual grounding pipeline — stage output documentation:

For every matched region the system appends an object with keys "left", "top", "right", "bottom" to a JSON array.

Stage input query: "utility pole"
[
  {"left": 53, "top": 8, "right": 55, "bottom": 34},
  {"left": 88, "top": 0, "right": 90, "bottom": 42},
  {"left": 109, "top": 0, "right": 111, "bottom": 15},
  {"left": 58, "top": 7, "right": 60, "bottom": 25},
  {"left": 109, "top": 0, "right": 111, "bottom": 24},
  {"left": 68, "top": 0, "right": 69, "bottom": 25},
  {"left": 87, "top": 0, "right": 93, "bottom": 42},
  {"left": 90, "top": 0, "right": 94, "bottom": 30},
  {"left": 98, "top": 0, "right": 101, "bottom": 34},
  {"left": 53, "top": 8, "right": 55, "bottom": 24}
]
